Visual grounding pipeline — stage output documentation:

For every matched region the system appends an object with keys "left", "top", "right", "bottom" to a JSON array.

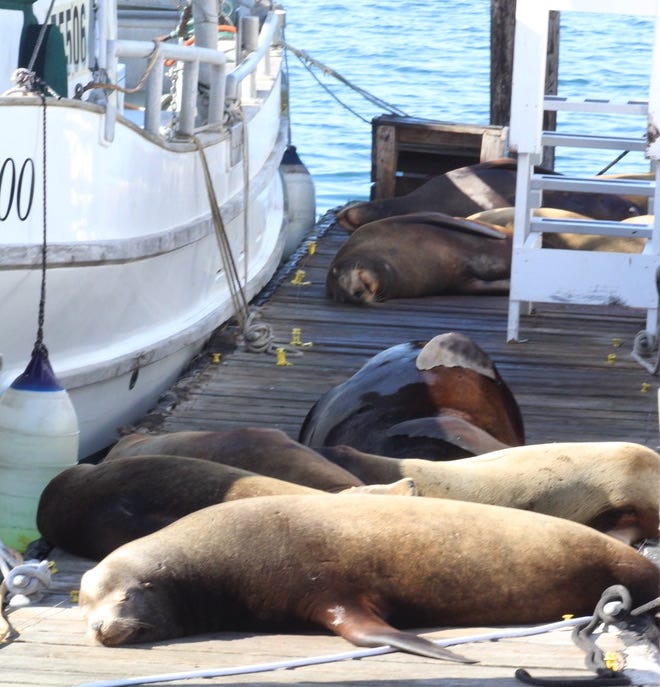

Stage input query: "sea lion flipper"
[
  {"left": 386, "top": 211, "right": 509, "bottom": 239},
  {"left": 387, "top": 415, "right": 510, "bottom": 455},
  {"left": 341, "top": 478, "right": 418, "bottom": 496},
  {"left": 316, "top": 602, "right": 476, "bottom": 663}
]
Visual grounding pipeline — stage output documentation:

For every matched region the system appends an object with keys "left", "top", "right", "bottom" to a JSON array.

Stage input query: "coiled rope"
[
  {"left": 0, "top": 541, "right": 52, "bottom": 643},
  {"left": 630, "top": 266, "right": 660, "bottom": 374}
]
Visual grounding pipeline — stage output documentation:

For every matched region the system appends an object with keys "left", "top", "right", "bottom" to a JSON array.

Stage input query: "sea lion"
[
  {"left": 104, "top": 427, "right": 363, "bottom": 493},
  {"left": 37, "top": 455, "right": 320, "bottom": 560},
  {"left": 326, "top": 212, "right": 512, "bottom": 303},
  {"left": 318, "top": 441, "right": 660, "bottom": 545},
  {"left": 79, "top": 494, "right": 659, "bottom": 659},
  {"left": 336, "top": 158, "right": 642, "bottom": 231},
  {"left": 38, "top": 454, "right": 416, "bottom": 561},
  {"left": 298, "top": 332, "right": 524, "bottom": 459},
  {"left": 467, "top": 207, "right": 646, "bottom": 253}
]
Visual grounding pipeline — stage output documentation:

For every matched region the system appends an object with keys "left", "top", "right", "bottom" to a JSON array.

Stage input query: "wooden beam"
[{"left": 490, "top": 1, "right": 559, "bottom": 168}]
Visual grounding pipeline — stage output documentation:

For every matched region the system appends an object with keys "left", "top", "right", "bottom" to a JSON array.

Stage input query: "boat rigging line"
[
  {"left": 192, "top": 135, "right": 301, "bottom": 358},
  {"left": 282, "top": 41, "right": 409, "bottom": 123}
]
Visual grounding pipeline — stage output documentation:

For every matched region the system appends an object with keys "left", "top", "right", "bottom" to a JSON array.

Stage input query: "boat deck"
[{"left": 3, "top": 212, "right": 659, "bottom": 687}]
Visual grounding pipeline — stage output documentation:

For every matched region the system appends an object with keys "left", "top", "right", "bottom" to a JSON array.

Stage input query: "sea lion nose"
[{"left": 90, "top": 619, "right": 104, "bottom": 635}]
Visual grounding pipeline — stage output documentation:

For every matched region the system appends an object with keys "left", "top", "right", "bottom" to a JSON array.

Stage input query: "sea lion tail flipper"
[{"left": 316, "top": 602, "right": 476, "bottom": 663}]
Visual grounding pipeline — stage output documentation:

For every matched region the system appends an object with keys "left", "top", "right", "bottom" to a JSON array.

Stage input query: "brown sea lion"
[
  {"left": 79, "top": 494, "right": 659, "bottom": 659},
  {"left": 298, "top": 332, "right": 524, "bottom": 459},
  {"left": 318, "top": 441, "right": 660, "bottom": 545},
  {"left": 38, "top": 455, "right": 417, "bottom": 561},
  {"left": 326, "top": 211, "right": 512, "bottom": 304},
  {"left": 37, "top": 456, "right": 320, "bottom": 560},
  {"left": 104, "top": 427, "right": 363, "bottom": 493},
  {"left": 336, "top": 159, "right": 642, "bottom": 231}
]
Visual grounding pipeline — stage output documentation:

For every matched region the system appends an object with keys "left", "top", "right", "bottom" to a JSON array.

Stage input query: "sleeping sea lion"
[
  {"left": 79, "top": 494, "right": 659, "bottom": 659},
  {"left": 298, "top": 332, "right": 524, "bottom": 459},
  {"left": 318, "top": 441, "right": 660, "bottom": 544},
  {"left": 326, "top": 212, "right": 512, "bottom": 303},
  {"left": 38, "top": 454, "right": 418, "bottom": 560},
  {"left": 336, "top": 158, "right": 642, "bottom": 231},
  {"left": 104, "top": 427, "right": 363, "bottom": 493},
  {"left": 37, "top": 456, "right": 319, "bottom": 560}
]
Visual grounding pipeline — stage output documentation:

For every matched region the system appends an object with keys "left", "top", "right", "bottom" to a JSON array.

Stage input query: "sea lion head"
[
  {"left": 79, "top": 555, "right": 182, "bottom": 646},
  {"left": 326, "top": 259, "right": 394, "bottom": 304}
]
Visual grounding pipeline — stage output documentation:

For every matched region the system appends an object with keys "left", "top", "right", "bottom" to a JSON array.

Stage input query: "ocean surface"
[{"left": 280, "top": 1, "right": 655, "bottom": 216}]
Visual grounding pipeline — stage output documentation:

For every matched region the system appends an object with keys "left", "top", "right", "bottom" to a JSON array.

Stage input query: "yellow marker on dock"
[
  {"left": 290, "top": 328, "right": 313, "bottom": 348},
  {"left": 290, "top": 270, "right": 311, "bottom": 286},
  {"left": 276, "top": 348, "right": 292, "bottom": 366}
]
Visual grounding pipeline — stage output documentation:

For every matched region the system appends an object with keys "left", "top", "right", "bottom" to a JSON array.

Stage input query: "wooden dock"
[
  {"left": 3, "top": 211, "right": 659, "bottom": 687},
  {"left": 141, "top": 211, "right": 659, "bottom": 449}
]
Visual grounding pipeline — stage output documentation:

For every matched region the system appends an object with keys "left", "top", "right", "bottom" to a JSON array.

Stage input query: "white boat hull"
[{"left": 0, "top": 0, "right": 290, "bottom": 457}]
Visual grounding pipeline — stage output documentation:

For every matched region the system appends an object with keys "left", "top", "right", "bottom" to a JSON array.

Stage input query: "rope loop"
[
  {"left": 3, "top": 68, "right": 61, "bottom": 98},
  {"left": 240, "top": 308, "right": 275, "bottom": 353},
  {"left": 5, "top": 560, "right": 52, "bottom": 605},
  {"left": 631, "top": 329, "right": 660, "bottom": 375}
]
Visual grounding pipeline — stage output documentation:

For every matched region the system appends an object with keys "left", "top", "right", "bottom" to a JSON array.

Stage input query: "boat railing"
[
  {"left": 226, "top": 9, "right": 284, "bottom": 102},
  {"left": 106, "top": 39, "right": 227, "bottom": 141},
  {"left": 103, "top": 8, "right": 284, "bottom": 144}
]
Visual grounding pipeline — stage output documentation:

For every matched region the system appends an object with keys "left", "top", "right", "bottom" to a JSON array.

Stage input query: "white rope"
[
  {"left": 0, "top": 541, "right": 20, "bottom": 580},
  {"left": 4, "top": 560, "right": 52, "bottom": 606},
  {"left": 631, "top": 329, "right": 660, "bottom": 375},
  {"left": 0, "top": 541, "right": 52, "bottom": 607},
  {"left": 70, "top": 616, "right": 591, "bottom": 687},
  {"left": 1, "top": 540, "right": 52, "bottom": 643}
]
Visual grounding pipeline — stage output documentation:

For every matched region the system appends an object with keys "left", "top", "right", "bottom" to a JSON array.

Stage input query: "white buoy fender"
[
  {"left": 280, "top": 145, "right": 316, "bottom": 259},
  {"left": 0, "top": 347, "right": 79, "bottom": 552}
]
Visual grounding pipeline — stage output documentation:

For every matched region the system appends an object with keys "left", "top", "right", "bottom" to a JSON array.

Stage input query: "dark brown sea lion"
[
  {"left": 326, "top": 212, "right": 512, "bottom": 304},
  {"left": 79, "top": 494, "right": 659, "bottom": 659},
  {"left": 104, "top": 427, "right": 363, "bottom": 493},
  {"left": 298, "top": 332, "right": 524, "bottom": 459},
  {"left": 37, "top": 455, "right": 320, "bottom": 560},
  {"left": 318, "top": 441, "right": 660, "bottom": 545},
  {"left": 336, "top": 158, "right": 642, "bottom": 231}
]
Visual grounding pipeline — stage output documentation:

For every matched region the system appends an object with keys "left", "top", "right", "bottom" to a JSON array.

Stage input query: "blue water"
[{"left": 281, "top": 2, "right": 654, "bottom": 215}]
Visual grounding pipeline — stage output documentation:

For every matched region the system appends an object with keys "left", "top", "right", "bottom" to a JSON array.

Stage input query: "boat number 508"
[{"left": 0, "top": 158, "right": 35, "bottom": 222}]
